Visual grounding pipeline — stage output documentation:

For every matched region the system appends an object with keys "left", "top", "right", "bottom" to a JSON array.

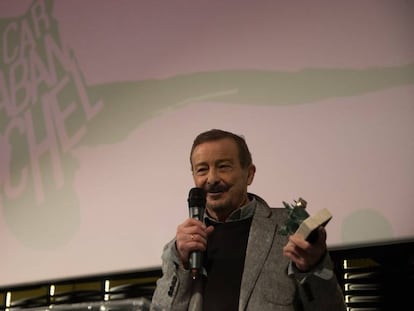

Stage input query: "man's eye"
[{"left": 219, "top": 164, "right": 231, "bottom": 170}]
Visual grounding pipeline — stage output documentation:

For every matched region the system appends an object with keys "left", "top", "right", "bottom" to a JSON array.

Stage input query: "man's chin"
[{"left": 206, "top": 197, "right": 225, "bottom": 209}]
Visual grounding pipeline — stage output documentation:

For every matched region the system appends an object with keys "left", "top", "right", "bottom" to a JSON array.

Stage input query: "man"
[{"left": 151, "top": 129, "right": 346, "bottom": 311}]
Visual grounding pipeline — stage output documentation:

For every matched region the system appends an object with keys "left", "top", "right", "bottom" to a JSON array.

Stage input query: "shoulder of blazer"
[
  {"left": 249, "top": 192, "right": 288, "bottom": 222},
  {"left": 269, "top": 206, "right": 288, "bottom": 223}
]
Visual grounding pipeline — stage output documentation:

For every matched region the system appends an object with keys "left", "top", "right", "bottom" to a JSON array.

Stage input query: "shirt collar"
[{"left": 204, "top": 196, "right": 257, "bottom": 224}]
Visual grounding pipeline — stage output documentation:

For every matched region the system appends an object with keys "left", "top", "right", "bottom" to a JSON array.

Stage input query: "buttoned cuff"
[{"left": 287, "top": 253, "right": 334, "bottom": 283}]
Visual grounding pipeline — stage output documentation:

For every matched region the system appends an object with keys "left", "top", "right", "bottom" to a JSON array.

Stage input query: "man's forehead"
[
  {"left": 193, "top": 138, "right": 237, "bottom": 153},
  {"left": 192, "top": 139, "right": 238, "bottom": 161}
]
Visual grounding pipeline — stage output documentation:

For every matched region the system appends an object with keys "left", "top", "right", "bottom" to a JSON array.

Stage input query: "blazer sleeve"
[
  {"left": 289, "top": 253, "right": 347, "bottom": 311},
  {"left": 150, "top": 238, "right": 199, "bottom": 311}
]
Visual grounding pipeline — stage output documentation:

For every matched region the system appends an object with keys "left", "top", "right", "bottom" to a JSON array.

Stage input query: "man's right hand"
[{"left": 175, "top": 218, "right": 214, "bottom": 268}]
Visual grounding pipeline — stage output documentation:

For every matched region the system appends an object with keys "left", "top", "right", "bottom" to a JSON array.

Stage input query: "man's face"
[{"left": 191, "top": 138, "right": 255, "bottom": 221}]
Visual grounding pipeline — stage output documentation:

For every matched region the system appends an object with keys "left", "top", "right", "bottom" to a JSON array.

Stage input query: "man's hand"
[
  {"left": 175, "top": 218, "right": 214, "bottom": 268},
  {"left": 283, "top": 226, "right": 327, "bottom": 272}
]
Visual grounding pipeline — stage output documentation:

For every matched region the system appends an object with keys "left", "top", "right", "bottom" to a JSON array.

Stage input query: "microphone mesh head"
[{"left": 188, "top": 187, "right": 206, "bottom": 207}]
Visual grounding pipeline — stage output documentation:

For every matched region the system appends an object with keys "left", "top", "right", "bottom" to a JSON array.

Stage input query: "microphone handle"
[
  {"left": 189, "top": 251, "right": 202, "bottom": 278},
  {"left": 188, "top": 206, "right": 204, "bottom": 279}
]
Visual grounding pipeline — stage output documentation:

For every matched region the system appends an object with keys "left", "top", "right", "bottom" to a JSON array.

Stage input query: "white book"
[{"left": 295, "top": 208, "right": 332, "bottom": 242}]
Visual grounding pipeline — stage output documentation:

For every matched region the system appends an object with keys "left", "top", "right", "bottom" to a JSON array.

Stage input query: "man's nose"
[{"left": 207, "top": 168, "right": 219, "bottom": 185}]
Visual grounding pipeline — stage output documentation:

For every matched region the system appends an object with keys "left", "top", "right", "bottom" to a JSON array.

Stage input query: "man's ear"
[{"left": 247, "top": 164, "right": 256, "bottom": 185}]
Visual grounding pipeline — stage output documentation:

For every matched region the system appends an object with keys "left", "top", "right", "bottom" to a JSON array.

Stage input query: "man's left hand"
[{"left": 283, "top": 226, "right": 327, "bottom": 272}]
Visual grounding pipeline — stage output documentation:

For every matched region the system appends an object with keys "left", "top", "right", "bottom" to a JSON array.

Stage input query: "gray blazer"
[{"left": 151, "top": 195, "right": 346, "bottom": 311}]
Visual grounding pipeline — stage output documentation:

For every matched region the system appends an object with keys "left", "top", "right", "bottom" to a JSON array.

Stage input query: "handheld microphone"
[{"left": 187, "top": 187, "right": 206, "bottom": 279}]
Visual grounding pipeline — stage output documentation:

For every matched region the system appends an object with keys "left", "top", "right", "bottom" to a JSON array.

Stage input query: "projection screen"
[{"left": 0, "top": 0, "right": 413, "bottom": 287}]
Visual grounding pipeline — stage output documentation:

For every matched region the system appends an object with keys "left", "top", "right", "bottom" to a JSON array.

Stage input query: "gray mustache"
[{"left": 205, "top": 184, "right": 228, "bottom": 193}]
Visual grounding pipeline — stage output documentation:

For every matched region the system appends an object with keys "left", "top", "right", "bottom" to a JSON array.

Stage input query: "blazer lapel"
[{"left": 238, "top": 203, "right": 279, "bottom": 311}]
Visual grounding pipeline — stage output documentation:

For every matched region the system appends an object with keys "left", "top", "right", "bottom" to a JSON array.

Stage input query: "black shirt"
[{"left": 203, "top": 217, "right": 253, "bottom": 311}]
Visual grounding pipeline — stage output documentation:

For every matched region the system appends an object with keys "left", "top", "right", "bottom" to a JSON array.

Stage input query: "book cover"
[{"left": 295, "top": 208, "right": 332, "bottom": 242}]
